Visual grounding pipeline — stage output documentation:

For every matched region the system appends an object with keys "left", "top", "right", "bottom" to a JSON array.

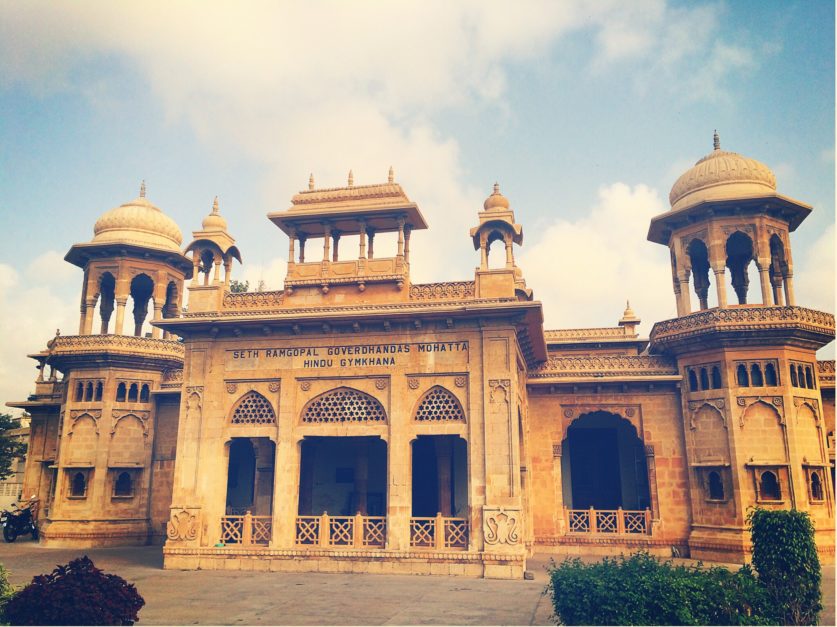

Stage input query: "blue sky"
[{"left": 0, "top": 1, "right": 833, "bottom": 409}]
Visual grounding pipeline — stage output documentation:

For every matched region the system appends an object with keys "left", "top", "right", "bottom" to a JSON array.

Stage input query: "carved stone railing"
[
  {"left": 219, "top": 512, "right": 272, "bottom": 546},
  {"left": 409, "top": 514, "right": 469, "bottom": 550},
  {"left": 409, "top": 281, "right": 475, "bottom": 301},
  {"left": 818, "top": 360, "right": 835, "bottom": 386},
  {"left": 529, "top": 355, "right": 678, "bottom": 379},
  {"left": 49, "top": 335, "right": 185, "bottom": 360},
  {"left": 222, "top": 290, "right": 284, "bottom": 310},
  {"left": 160, "top": 369, "right": 183, "bottom": 389},
  {"left": 651, "top": 306, "right": 835, "bottom": 349},
  {"left": 295, "top": 513, "right": 386, "bottom": 548},
  {"left": 544, "top": 327, "right": 628, "bottom": 341},
  {"left": 565, "top": 507, "right": 651, "bottom": 535}
]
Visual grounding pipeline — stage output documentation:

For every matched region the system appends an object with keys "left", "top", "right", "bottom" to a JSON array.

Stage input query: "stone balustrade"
[
  {"left": 565, "top": 507, "right": 651, "bottom": 535},
  {"left": 49, "top": 334, "right": 184, "bottom": 362},
  {"left": 529, "top": 355, "right": 678, "bottom": 379},
  {"left": 409, "top": 281, "right": 476, "bottom": 301}
]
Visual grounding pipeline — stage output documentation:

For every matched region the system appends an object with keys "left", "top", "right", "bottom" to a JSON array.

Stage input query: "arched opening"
[
  {"left": 805, "top": 367, "right": 814, "bottom": 389},
  {"left": 758, "top": 470, "right": 781, "bottom": 501},
  {"left": 737, "top": 364, "right": 749, "bottom": 387},
  {"left": 707, "top": 471, "right": 724, "bottom": 500},
  {"left": 225, "top": 438, "right": 269, "bottom": 513},
  {"left": 764, "top": 363, "right": 778, "bottom": 386},
  {"left": 810, "top": 470, "right": 824, "bottom": 501},
  {"left": 200, "top": 249, "right": 215, "bottom": 286},
  {"left": 726, "top": 231, "right": 755, "bottom": 304},
  {"left": 687, "top": 369, "right": 698, "bottom": 392},
  {"left": 139, "top": 384, "right": 150, "bottom": 403},
  {"left": 98, "top": 273, "right": 116, "bottom": 334},
  {"left": 797, "top": 365, "right": 806, "bottom": 388},
  {"left": 84, "top": 382, "right": 94, "bottom": 402},
  {"left": 70, "top": 472, "right": 87, "bottom": 497},
  {"left": 750, "top": 364, "right": 764, "bottom": 387},
  {"left": 699, "top": 368, "right": 710, "bottom": 391},
  {"left": 128, "top": 383, "right": 139, "bottom": 403},
  {"left": 790, "top": 365, "right": 799, "bottom": 387},
  {"left": 162, "top": 281, "right": 179, "bottom": 319},
  {"left": 114, "top": 471, "right": 134, "bottom": 497},
  {"left": 94, "top": 381, "right": 103, "bottom": 402},
  {"left": 411, "top": 435, "right": 468, "bottom": 517},
  {"left": 129, "top": 274, "right": 155, "bottom": 336},
  {"left": 561, "top": 412, "right": 650, "bottom": 510},
  {"left": 687, "top": 239, "right": 711, "bottom": 310},
  {"left": 711, "top": 366, "right": 722, "bottom": 389},
  {"left": 298, "top": 436, "right": 386, "bottom": 516},
  {"left": 486, "top": 230, "right": 507, "bottom": 270},
  {"left": 75, "top": 381, "right": 84, "bottom": 402},
  {"left": 116, "top": 382, "right": 127, "bottom": 402}
]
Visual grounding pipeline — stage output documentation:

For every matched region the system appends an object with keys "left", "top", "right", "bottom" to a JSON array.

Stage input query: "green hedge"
[
  {"left": 749, "top": 508, "right": 821, "bottom": 625},
  {"left": 548, "top": 552, "right": 772, "bottom": 626}
]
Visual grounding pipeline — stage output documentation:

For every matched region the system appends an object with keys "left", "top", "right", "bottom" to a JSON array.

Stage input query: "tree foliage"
[
  {"left": 748, "top": 508, "right": 822, "bottom": 625},
  {"left": 0, "top": 413, "right": 26, "bottom": 482},
  {"left": 229, "top": 279, "right": 249, "bottom": 293},
  {"left": 3, "top": 556, "right": 144, "bottom": 626}
]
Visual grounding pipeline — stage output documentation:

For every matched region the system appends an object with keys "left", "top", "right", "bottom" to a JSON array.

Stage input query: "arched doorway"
[
  {"left": 561, "top": 412, "right": 650, "bottom": 510},
  {"left": 225, "top": 437, "right": 275, "bottom": 516}
]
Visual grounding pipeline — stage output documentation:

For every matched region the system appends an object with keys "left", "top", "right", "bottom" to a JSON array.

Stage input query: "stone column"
[
  {"left": 354, "top": 440, "right": 368, "bottom": 515},
  {"left": 505, "top": 237, "right": 513, "bottom": 269},
  {"left": 436, "top": 438, "right": 452, "bottom": 516},
  {"left": 273, "top": 437, "right": 301, "bottom": 549},
  {"left": 322, "top": 224, "right": 331, "bottom": 262},
  {"left": 152, "top": 303, "right": 163, "bottom": 339},
  {"left": 784, "top": 273, "right": 796, "bottom": 306},
  {"left": 223, "top": 259, "right": 232, "bottom": 287},
  {"left": 480, "top": 234, "right": 489, "bottom": 270},
  {"left": 358, "top": 221, "right": 367, "bottom": 259},
  {"left": 114, "top": 299, "right": 127, "bottom": 335},
  {"left": 757, "top": 260, "right": 773, "bottom": 305},
  {"left": 298, "top": 236, "right": 306, "bottom": 263},
  {"left": 83, "top": 298, "right": 97, "bottom": 335},
  {"left": 287, "top": 228, "right": 296, "bottom": 264},
  {"left": 367, "top": 230, "right": 375, "bottom": 259},
  {"left": 396, "top": 217, "right": 405, "bottom": 258},
  {"left": 191, "top": 253, "right": 200, "bottom": 286},
  {"left": 552, "top": 444, "right": 565, "bottom": 535},
  {"left": 677, "top": 275, "right": 692, "bottom": 314},
  {"left": 386, "top": 433, "right": 411, "bottom": 551},
  {"left": 404, "top": 226, "right": 412, "bottom": 264},
  {"left": 332, "top": 232, "right": 340, "bottom": 262},
  {"left": 212, "top": 259, "right": 221, "bottom": 285},
  {"left": 712, "top": 268, "right": 727, "bottom": 307},
  {"left": 78, "top": 302, "right": 87, "bottom": 335}
]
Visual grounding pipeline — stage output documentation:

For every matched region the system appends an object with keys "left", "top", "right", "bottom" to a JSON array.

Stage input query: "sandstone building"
[{"left": 11, "top": 136, "right": 835, "bottom": 578}]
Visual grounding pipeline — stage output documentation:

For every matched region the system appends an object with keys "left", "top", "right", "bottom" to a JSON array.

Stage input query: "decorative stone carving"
[
  {"left": 454, "top": 376, "right": 466, "bottom": 388},
  {"left": 483, "top": 507, "right": 521, "bottom": 545},
  {"left": 736, "top": 396, "right": 785, "bottom": 427},
  {"left": 409, "top": 281, "right": 475, "bottom": 301},
  {"left": 625, "top": 407, "right": 636, "bottom": 417},
  {"left": 375, "top": 378, "right": 387, "bottom": 390},
  {"left": 300, "top": 381, "right": 311, "bottom": 391},
  {"left": 488, "top": 379, "right": 510, "bottom": 402},
  {"left": 68, "top": 410, "right": 101, "bottom": 435},
  {"left": 225, "top": 382, "right": 238, "bottom": 394},
  {"left": 268, "top": 381, "right": 281, "bottom": 393},
  {"left": 408, "top": 378, "right": 419, "bottom": 390},
  {"left": 110, "top": 410, "right": 150, "bottom": 436},
  {"left": 530, "top": 355, "right": 677, "bottom": 378},
  {"left": 645, "top": 445, "right": 655, "bottom": 457},
  {"left": 166, "top": 509, "right": 199, "bottom": 542},
  {"left": 223, "top": 290, "right": 284, "bottom": 310},
  {"left": 563, "top": 408, "right": 574, "bottom": 418},
  {"left": 302, "top": 388, "right": 386, "bottom": 423},
  {"left": 552, "top": 444, "right": 562, "bottom": 458}
]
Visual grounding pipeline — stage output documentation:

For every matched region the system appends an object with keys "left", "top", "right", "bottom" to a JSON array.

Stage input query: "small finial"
[
  {"left": 212, "top": 196, "right": 219, "bottom": 214},
  {"left": 713, "top": 130, "right": 720, "bottom": 151},
  {"left": 139, "top": 180, "right": 146, "bottom": 198},
  {"left": 348, "top": 170, "right": 354, "bottom": 187},
  {"left": 308, "top": 173, "right": 315, "bottom": 191},
  {"left": 388, "top": 166, "right": 394, "bottom": 183},
  {"left": 493, "top": 182, "right": 500, "bottom": 194}
]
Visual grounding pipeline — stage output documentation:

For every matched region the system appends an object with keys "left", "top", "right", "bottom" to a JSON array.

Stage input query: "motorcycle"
[{"left": 1, "top": 498, "right": 39, "bottom": 542}]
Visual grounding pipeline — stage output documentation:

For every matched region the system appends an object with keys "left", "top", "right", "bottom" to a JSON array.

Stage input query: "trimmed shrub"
[
  {"left": 749, "top": 508, "right": 822, "bottom": 625},
  {"left": 548, "top": 552, "right": 772, "bottom": 626},
  {"left": 0, "top": 563, "right": 15, "bottom": 624},
  {"left": 3, "top": 556, "right": 144, "bottom": 626}
]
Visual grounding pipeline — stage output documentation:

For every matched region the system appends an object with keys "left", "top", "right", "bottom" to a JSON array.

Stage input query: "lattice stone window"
[
  {"left": 414, "top": 386, "right": 465, "bottom": 422},
  {"left": 231, "top": 391, "right": 276, "bottom": 425},
  {"left": 302, "top": 388, "right": 386, "bottom": 423}
]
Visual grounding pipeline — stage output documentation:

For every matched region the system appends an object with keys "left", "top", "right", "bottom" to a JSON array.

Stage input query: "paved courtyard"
[{"left": 0, "top": 542, "right": 833, "bottom": 625}]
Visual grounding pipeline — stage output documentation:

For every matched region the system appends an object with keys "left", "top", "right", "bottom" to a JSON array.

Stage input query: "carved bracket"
[{"left": 166, "top": 508, "right": 200, "bottom": 543}]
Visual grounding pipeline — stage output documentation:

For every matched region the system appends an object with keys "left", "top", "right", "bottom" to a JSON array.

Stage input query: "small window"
[
  {"left": 95, "top": 381, "right": 103, "bottom": 402},
  {"left": 737, "top": 364, "right": 749, "bottom": 387},
  {"left": 140, "top": 384, "right": 150, "bottom": 403},
  {"left": 113, "top": 471, "right": 135, "bottom": 498},
  {"left": 75, "top": 382, "right": 84, "bottom": 402},
  {"left": 711, "top": 366, "right": 722, "bottom": 389},
  {"left": 70, "top": 471, "right": 88, "bottom": 498},
  {"left": 116, "top": 382, "right": 127, "bottom": 402},
  {"left": 707, "top": 471, "right": 724, "bottom": 500},
  {"left": 790, "top": 366, "right": 798, "bottom": 387},
  {"left": 809, "top": 471, "right": 824, "bottom": 502},
  {"left": 764, "top": 363, "right": 777, "bottom": 386},
  {"left": 688, "top": 369, "right": 698, "bottom": 392},
  {"left": 758, "top": 470, "right": 781, "bottom": 501},
  {"left": 750, "top": 364, "right": 764, "bottom": 387},
  {"left": 84, "top": 382, "right": 94, "bottom": 402},
  {"left": 128, "top": 383, "right": 139, "bottom": 402},
  {"left": 797, "top": 365, "right": 806, "bottom": 389},
  {"left": 699, "top": 368, "right": 710, "bottom": 391},
  {"left": 805, "top": 367, "right": 814, "bottom": 389}
]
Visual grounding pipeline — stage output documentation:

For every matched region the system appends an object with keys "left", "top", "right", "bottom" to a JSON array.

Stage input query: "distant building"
[
  {"left": 10, "top": 136, "right": 835, "bottom": 577},
  {"left": 0, "top": 415, "right": 30, "bottom": 512}
]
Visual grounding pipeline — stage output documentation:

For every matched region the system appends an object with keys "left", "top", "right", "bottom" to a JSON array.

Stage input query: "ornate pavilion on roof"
[{"left": 10, "top": 135, "right": 835, "bottom": 578}]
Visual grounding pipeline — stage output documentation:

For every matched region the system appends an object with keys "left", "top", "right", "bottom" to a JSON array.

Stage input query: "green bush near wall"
[
  {"left": 749, "top": 508, "right": 822, "bottom": 625},
  {"left": 548, "top": 552, "right": 772, "bottom": 625}
]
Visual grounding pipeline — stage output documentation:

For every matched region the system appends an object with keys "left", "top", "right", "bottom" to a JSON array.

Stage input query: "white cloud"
[
  {"left": 519, "top": 182, "right": 676, "bottom": 332},
  {"left": 26, "top": 250, "right": 77, "bottom": 284},
  {"left": 0, "top": 263, "right": 79, "bottom": 415},
  {"left": 795, "top": 223, "right": 835, "bottom": 315}
]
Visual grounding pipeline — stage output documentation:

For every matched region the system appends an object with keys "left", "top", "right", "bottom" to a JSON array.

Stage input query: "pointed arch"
[
  {"left": 413, "top": 386, "right": 466, "bottom": 422},
  {"left": 301, "top": 387, "right": 386, "bottom": 423},
  {"left": 230, "top": 391, "right": 276, "bottom": 425},
  {"left": 687, "top": 238, "right": 711, "bottom": 310},
  {"left": 726, "top": 231, "right": 755, "bottom": 304}
]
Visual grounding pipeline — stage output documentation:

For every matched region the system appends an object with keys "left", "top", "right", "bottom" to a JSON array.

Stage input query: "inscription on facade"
[{"left": 226, "top": 341, "right": 469, "bottom": 370}]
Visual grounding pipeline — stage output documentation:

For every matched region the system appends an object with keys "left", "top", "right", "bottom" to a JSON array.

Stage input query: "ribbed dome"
[
  {"left": 669, "top": 135, "right": 776, "bottom": 212},
  {"left": 201, "top": 197, "right": 228, "bottom": 231},
  {"left": 483, "top": 182, "right": 510, "bottom": 211},
  {"left": 92, "top": 191, "right": 183, "bottom": 252}
]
